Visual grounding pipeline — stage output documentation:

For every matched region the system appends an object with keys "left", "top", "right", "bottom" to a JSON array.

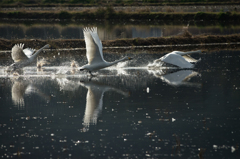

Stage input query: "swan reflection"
[
  {"left": 80, "top": 80, "right": 130, "bottom": 130},
  {"left": 148, "top": 69, "right": 201, "bottom": 87},
  {"left": 55, "top": 77, "right": 82, "bottom": 92},
  {"left": 11, "top": 78, "right": 51, "bottom": 109}
]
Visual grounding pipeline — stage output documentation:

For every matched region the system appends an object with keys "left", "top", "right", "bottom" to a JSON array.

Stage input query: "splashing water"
[{"left": 37, "top": 58, "right": 49, "bottom": 68}]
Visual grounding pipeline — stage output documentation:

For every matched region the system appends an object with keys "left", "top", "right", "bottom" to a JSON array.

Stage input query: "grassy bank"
[
  {"left": 0, "top": 9, "right": 240, "bottom": 21},
  {"left": 1, "top": 0, "right": 240, "bottom": 7},
  {"left": 1, "top": 34, "right": 240, "bottom": 51}
]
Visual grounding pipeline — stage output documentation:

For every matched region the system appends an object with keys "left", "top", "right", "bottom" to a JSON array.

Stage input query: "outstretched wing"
[
  {"left": 182, "top": 55, "right": 198, "bottom": 63},
  {"left": 83, "top": 27, "right": 105, "bottom": 65},
  {"left": 11, "top": 43, "right": 29, "bottom": 62},
  {"left": 160, "top": 53, "right": 193, "bottom": 68},
  {"left": 23, "top": 48, "right": 35, "bottom": 58}
]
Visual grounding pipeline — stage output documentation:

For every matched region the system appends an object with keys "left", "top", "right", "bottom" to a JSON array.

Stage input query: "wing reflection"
[
  {"left": 11, "top": 78, "right": 51, "bottom": 109},
  {"left": 80, "top": 80, "right": 130, "bottom": 130},
  {"left": 55, "top": 77, "right": 82, "bottom": 92},
  {"left": 148, "top": 69, "right": 201, "bottom": 87}
]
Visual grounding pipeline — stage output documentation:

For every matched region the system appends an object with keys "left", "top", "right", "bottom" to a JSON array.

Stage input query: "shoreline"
[
  {"left": 1, "top": 34, "right": 240, "bottom": 54},
  {"left": 0, "top": 10, "right": 240, "bottom": 22}
]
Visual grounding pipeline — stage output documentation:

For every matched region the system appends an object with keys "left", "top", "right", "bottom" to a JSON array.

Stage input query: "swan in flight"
[
  {"left": 148, "top": 50, "right": 201, "bottom": 69},
  {"left": 7, "top": 43, "right": 50, "bottom": 72},
  {"left": 80, "top": 27, "right": 133, "bottom": 76}
]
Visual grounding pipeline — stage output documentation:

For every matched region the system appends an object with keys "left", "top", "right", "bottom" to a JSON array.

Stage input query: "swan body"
[
  {"left": 149, "top": 50, "right": 201, "bottom": 69},
  {"left": 7, "top": 43, "right": 50, "bottom": 72},
  {"left": 80, "top": 27, "right": 132, "bottom": 75}
]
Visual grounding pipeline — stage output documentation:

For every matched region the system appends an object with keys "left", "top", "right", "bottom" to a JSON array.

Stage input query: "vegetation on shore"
[
  {"left": 0, "top": 8, "right": 239, "bottom": 21},
  {"left": 1, "top": 0, "right": 240, "bottom": 7},
  {"left": 1, "top": 34, "right": 240, "bottom": 51}
]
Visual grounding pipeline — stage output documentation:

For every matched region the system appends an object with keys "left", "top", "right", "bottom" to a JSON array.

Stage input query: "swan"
[
  {"left": 80, "top": 27, "right": 133, "bottom": 76},
  {"left": 149, "top": 50, "right": 201, "bottom": 69},
  {"left": 7, "top": 43, "right": 50, "bottom": 72}
]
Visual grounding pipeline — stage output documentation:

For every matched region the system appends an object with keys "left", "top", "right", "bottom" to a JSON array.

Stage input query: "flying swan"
[
  {"left": 148, "top": 50, "right": 202, "bottom": 69},
  {"left": 7, "top": 43, "right": 50, "bottom": 72},
  {"left": 80, "top": 27, "right": 133, "bottom": 76}
]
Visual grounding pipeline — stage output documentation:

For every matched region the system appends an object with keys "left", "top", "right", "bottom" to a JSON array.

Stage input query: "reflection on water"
[
  {"left": 80, "top": 80, "right": 130, "bottom": 129},
  {"left": 11, "top": 77, "right": 51, "bottom": 109},
  {"left": 149, "top": 69, "right": 201, "bottom": 87},
  {"left": 1, "top": 22, "right": 240, "bottom": 40},
  {"left": 0, "top": 50, "right": 240, "bottom": 158}
]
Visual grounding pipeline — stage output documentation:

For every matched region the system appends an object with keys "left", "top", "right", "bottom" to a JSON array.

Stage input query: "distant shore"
[
  {"left": 1, "top": 34, "right": 240, "bottom": 53},
  {"left": 0, "top": 6, "right": 240, "bottom": 22}
]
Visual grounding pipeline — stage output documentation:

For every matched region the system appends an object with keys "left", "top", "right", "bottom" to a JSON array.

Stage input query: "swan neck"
[
  {"left": 108, "top": 57, "right": 126, "bottom": 66},
  {"left": 31, "top": 45, "right": 48, "bottom": 59},
  {"left": 181, "top": 50, "right": 201, "bottom": 55}
]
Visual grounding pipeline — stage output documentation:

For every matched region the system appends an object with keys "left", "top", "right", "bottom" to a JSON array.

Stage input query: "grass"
[
  {"left": 1, "top": 0, "right": 240, "bottom": 7},
  {"left": 1, "top": 33, "right": 240, "bottom": 50},
  {"left": 0, "top": 9, "right": 240, "bottom": 22}
]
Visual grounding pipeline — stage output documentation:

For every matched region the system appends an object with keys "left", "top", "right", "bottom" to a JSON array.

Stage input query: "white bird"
[
  {"left": 149, "top": 50, "right": 201, "bottom": 68},
  {"left": 80, "top": 27, "right": 132, "bottom": 76},
  {"left": 7, "top": 43, "right": 50, "bottom": 72}
]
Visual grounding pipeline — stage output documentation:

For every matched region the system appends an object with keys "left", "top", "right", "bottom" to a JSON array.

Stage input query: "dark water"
[
  {"left": 1, "top": 21, "right": 240, "bottom": 40},
  {"left": 0, "top": 50, "right": 240, "bottom": 158}
]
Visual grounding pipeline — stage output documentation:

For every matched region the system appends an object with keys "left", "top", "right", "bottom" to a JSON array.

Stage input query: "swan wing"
[
  {"left": 11, "top": 43, "right": 29, "bottom": 62},
  {"left": 83, "top": 27, "right": 105, "bottom": 65},
  {"left": 23, "top": 48, "right": 36, "bottom": 58},
  {"left": 182, "top": 55, "right": 198, "bottom": 63},
  {"left": 160, "top": 53, "right": 193, "bottom": 68}
]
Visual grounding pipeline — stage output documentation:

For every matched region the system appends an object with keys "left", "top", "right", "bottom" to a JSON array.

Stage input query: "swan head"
[
  {"left": 126, "top": 57, "right": 133, "bottom": 60},
  {"left": 79, "top": 65, "right": 90, "bottom": 71},
  {"left": 120, "top": 57, "right": 133, "bottom": 61},
  {"left": 6, "top": 63, "right": 19, "bottom": 72}
]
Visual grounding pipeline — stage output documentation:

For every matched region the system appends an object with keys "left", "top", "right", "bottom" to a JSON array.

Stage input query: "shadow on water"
[{"left": 0, "top": 50, "right": 240, "bottom": 158}]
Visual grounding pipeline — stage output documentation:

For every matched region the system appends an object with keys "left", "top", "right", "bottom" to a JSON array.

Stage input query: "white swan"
[
  {"left": 7, "top": 43, "right": 50, "bottom": 72},
  {"left": 149, "top": 50, "right": 201, "bottom": 68},
  {"left": 80, "top": 27, "right": 132, "bottom": 76}
]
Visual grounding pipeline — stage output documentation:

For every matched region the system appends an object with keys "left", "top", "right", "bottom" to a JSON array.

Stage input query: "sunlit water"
[{"left": 0, "top": 50, "right": 240, "bottom": 158}]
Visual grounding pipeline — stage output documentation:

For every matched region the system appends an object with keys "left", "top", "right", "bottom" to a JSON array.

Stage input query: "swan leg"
[{"left": 89, "top": 71, "right": 96, "bottom": 77}]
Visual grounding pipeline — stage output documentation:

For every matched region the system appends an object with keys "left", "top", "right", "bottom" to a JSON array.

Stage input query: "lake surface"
[
  {"left": 0, "top": 49, "right": 240, "bottom": 158},
  {"left": 1, "top": 21, "right": 240, "bottom": 40}
]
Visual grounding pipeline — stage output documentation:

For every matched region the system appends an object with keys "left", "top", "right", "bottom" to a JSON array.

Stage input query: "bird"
[
  {"left": 79, "top": 27, "right": 133, "bottom": 76},
  {"left": 7, "top": 43, "right": 50, "bottom": 72},
  {"left": 148, "top": 50, "right": 202, "bottom": 69}
]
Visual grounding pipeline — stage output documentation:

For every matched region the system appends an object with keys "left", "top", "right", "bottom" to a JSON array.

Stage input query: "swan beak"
[
  {"left": 80, "top": 69, "right": 84, "bottom": 71},
  {"left": 128, "top": 57, "right": 133, "bottom": 60}
]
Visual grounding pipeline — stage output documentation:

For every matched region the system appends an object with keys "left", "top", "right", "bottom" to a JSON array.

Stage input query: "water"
[
  {"left": 0, "top": 49, "right": 240, "bottom": 158},
  {"left": 1, "top": 21, "right": 240, "bottom": 40}
]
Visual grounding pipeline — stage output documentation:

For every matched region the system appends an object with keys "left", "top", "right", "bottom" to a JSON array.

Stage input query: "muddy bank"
[
  {"left": 0, "top": 10, "right": 240, "bottom": 22},
  {"left": 1, "top": 5, "right": 240, "bottom": 13},
  {"left": 1, "top": 34, "right": 240, "bottom": 52}
]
